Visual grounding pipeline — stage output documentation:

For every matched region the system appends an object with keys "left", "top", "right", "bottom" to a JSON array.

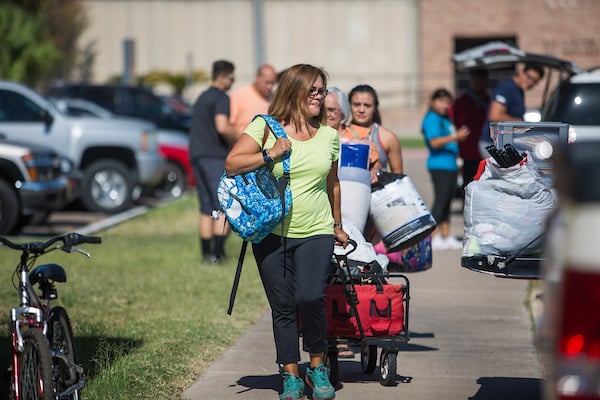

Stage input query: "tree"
[
  {"left": 0, "top": 0, "right": 88, "bottom": 87},
  {"left": 0, "top": 4, "right": 61, "bottom": 88},
  {"left": 141, "top": 69, "right": 210, "bottom": 98}
]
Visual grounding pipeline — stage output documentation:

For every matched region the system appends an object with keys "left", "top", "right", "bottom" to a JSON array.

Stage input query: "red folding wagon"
[{"left": 323, "top": 239, "right": 411, "bottom": 387}]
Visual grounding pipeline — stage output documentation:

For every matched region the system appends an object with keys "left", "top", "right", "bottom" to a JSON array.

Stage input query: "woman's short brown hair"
[{"left": 269, "top": 64, "right": 328, "bottom": 130}]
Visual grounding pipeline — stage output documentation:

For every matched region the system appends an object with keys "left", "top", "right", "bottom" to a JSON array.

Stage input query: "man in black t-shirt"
[{"left": 189, "top": 60, "right": 237, "bottom": 264}]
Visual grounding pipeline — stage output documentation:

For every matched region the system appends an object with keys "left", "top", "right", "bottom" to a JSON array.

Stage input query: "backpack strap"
[
  {"left": 371, "top": 124, "right": 389, "bottom": 171},
  {"left": 227, "top": 240, "right": 248, "bottom": 315},
  {"left": 348, "top": 125, "right": 362, "bottom": 141},
  {"left": 256, "top": 115, "right": 291, "bottom": 279},
  {"left": 228, "top": 115, "right": 291, "bottom": 315},
  {"left": 254, "top": 114, "right": 291, "bottom": 227},
  {"left": 254, "top": 114, "right": 290, "bottom": 176}
]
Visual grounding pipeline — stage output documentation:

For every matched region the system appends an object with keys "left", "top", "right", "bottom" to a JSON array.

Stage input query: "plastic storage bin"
[{"left": 489, "top": 121, "right": 569, "bottom": 171}]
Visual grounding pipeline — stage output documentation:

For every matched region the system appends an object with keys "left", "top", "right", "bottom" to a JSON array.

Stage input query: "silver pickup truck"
[
  {"left": 0, "top": 139, "right": 79, "bottom": 234},
  {"left": 0, "top": 80, "right": 165, "bottom": 213}
]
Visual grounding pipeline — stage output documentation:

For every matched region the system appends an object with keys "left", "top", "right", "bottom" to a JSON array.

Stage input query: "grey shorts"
[{"left": 191, "top": 157, "right": 225, "bottom": 215}]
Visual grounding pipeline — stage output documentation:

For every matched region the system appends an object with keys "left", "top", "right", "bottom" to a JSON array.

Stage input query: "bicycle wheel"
[
  {"left": 47, "top": 306, "right": 82, "bottom": 400},
  {"left": 17, "top": 328, "right": 54, "bottom": 400}
]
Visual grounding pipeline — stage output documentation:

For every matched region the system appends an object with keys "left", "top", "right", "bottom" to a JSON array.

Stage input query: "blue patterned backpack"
[{"left": 217, "top": 114, "right": 292, "bottom": 244}]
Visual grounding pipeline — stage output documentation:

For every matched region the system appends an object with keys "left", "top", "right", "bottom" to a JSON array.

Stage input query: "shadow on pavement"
[
  {"left": 236, "top": 373, "right": 281, "bottom": 395},
  {"left": 408, "top": 330, "right": 435, "bottom": 339},
  {"left": 469, "top": 376, "right": 543, "bottom": 400}
]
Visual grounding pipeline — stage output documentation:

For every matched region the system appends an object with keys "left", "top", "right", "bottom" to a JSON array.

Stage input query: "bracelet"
[
  {"left": 262, "top": 148, "right": 273, "bottom": 163},
  {"left": 333, "top": 221, "right": 343, "bottom": 228}
]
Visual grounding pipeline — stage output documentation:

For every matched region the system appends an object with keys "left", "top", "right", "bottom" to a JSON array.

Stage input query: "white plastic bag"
[
  {"left": 334, "top": 220, "right": 389, "bottom": 272},
  {"left": 463, "top": 154, "right": 556, "bottom": 257}
]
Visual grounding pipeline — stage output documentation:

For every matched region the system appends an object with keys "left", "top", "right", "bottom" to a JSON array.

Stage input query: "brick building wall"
[{"left": 419, "top": 0, "right": 600, "bottom": 109}]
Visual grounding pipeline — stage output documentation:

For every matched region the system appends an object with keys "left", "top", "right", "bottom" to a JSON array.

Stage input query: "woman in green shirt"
[{"left": 226, "top": 64, "right": 348, "bottom": 400}]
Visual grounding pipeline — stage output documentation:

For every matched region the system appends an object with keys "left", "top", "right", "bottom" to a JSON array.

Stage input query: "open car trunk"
[
  {"left": 452, "top": 42, "right": 578, "bottom": 279},
  {"left": 452, "top": 41, "right": 579, "bottom": 112}
]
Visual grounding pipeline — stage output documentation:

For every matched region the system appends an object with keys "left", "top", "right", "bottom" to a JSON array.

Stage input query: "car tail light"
[
  {"left": 555, "top": 268, "right": 600, "bottom": 399},
  {"left": 559, "top": 269, "right": 600, "bottom": 359}
]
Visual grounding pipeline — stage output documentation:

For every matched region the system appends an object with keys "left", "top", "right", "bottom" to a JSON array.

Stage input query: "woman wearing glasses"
[{"left": 226, "top": 64, "right": 348, "bottom": 400}]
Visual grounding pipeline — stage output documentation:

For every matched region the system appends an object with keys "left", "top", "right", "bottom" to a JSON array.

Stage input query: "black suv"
[
  {"left": 541, "top": 67, "right": 600, "bottom": 142},
  {"left": 46, "top": 83, "right": 191, "bottom": 132}
]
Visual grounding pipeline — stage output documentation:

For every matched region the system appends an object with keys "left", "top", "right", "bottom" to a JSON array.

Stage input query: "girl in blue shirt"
[{"left": 422, "top": 88, "right": 470, "bottom": 250}]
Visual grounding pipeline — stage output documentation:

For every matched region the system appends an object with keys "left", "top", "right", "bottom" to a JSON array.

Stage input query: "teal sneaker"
[
  {"left": 305, "top": 364, "right": 335, "bottom": 400},
  {"left": 280, "top": 372, "right": 305, "bottom": 400}
]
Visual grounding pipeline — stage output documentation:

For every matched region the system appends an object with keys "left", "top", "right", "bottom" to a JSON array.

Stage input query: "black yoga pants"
[
  {"left": 429, "top": 169, "right": 458, "bottom": 225},
  {"left": 252, "top": 234, "right": 334, "bottom": 365}
]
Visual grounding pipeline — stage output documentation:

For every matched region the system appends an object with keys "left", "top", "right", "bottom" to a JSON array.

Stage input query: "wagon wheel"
[
  {"left": 360, "top": 343, "right": 377, "bottom": 374},
  {"left": 323, "top": 350, "right": 339, "bottom": 387},
  {"left": 379, "top": 350, "right": 398, "bottom": 386}
]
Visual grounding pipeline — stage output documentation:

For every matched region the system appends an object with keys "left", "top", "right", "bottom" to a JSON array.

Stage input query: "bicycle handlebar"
[{"left": 0, "top": 232, "right": 102, "bottom": 254}]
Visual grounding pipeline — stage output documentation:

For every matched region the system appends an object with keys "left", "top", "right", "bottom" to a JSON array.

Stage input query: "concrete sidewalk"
[{"left": 182, "top": 247, "right": 542, "bottom": 400}]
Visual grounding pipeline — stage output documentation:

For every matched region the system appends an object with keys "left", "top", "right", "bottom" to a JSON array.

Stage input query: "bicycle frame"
[
  {"left": 12, "top": 261, "right": 47, "bottom": 350},
  {"left": 3, "top": 232, "right": 101, "bottom": 400}
]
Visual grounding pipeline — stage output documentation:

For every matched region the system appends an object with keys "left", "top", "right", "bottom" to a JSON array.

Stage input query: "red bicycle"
[{"left": 2, "top": 232, "right": 101, "bottom": 400}]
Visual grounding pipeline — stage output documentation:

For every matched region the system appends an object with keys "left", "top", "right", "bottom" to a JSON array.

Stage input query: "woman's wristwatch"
[
  {"left": 262, "top": 148, "right": 273, "bottom": 163},
  {"left": 333, "top": 221, "right": 343, "bottom": 229}
]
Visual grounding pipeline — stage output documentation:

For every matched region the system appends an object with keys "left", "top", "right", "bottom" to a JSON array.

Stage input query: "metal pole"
[
  {"left": 253, "top": 0, "right": 265, "bottom": 69},
  {"left": 123, "top": 38, "right": 135, "bottom": 85}
]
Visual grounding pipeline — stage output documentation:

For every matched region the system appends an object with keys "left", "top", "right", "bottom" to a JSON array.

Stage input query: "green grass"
[
  {"left": 0, "top": 193, "right": 268, "bottom": 399},
  {"left": 399, "top": 137, "right": 426, "bottom": 149}
]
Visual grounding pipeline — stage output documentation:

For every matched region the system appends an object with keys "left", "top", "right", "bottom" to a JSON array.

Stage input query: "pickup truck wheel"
[
  {"left": 81, "top": 160, "right": 133, "bottom": 213},
  {"left": 0, "top": 179, "right": 20, "bottom": 234},
  {"left": 154, "top": 161, "right": 186, "bottom": 199}
]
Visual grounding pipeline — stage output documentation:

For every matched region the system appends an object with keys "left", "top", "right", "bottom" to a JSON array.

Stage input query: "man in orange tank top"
[{"left": 229, "top": 64, "right": 277, "bottom": 138}]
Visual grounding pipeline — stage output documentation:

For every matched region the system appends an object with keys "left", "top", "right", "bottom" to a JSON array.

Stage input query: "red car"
[{"left": 155, "top": 130, "right": 194, "bottom": 198}]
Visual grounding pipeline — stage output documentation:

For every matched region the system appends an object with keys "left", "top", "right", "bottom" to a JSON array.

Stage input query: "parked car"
[
  {"left": 46, "top": 83, "right": 191, "bottom": 133},
  {"left": 452, "top": 41, "right": 578, "bottom": 206},
  {"left": 51, "top": 97, "right": 193, "bottom": 198},
  {"left": 453, "top": 41, "right": 579, "bottom": 112},
  {"left": 0, "top": 138, "right": 79, "bottom": 234},
  {"left": 536, "top": 67, "right": 600, "bottom": 400},
  {"left": 0, "top": 80, "right": 165, "bottom": 213},
  {"left": 455, "top": 42, "right": 600, "bottom": 400},
  {"left": 159, "top": 95, "right": 191, "bottom": 116},
  {"left": 541, "top": 67, "right": 600, "bottom": 142},
  {"left": 538, "top": 141, "right": 600, "bottom": 400}
]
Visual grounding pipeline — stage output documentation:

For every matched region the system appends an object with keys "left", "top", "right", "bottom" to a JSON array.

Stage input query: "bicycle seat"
[{"left": 29, "top": 263, "right": 67, "bottom": 285}]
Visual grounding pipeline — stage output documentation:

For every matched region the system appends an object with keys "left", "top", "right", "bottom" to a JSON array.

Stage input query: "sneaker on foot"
[
  {"left": 280, "top": 372, "right": 305, "bottom": 400},
  {"left": 444, "top": 236, "right": 463, "bottom": 250},
  {"left": 305, "top": 364, "right": 335, "bottom": 400},
  {"left": 202, "top": 254, "right": 222, "bottom": 265},
  {"left": 431, "top": 235, "right": 449, "bottom": 250}
]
